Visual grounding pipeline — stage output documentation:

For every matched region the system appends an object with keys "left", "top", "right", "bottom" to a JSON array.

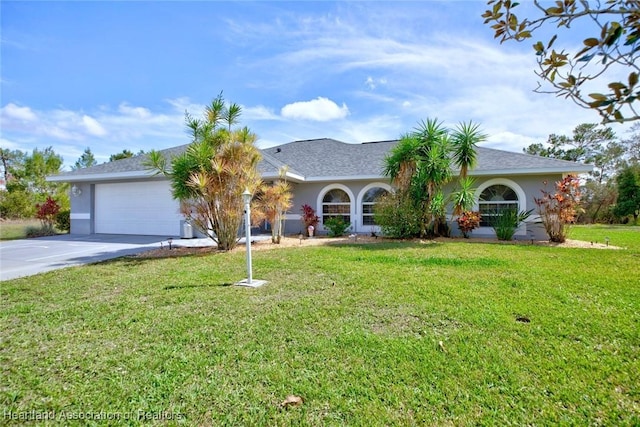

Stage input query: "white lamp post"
[
  {"left": 243, "top": 189, "right": 253, "bottom": 284},
  {"left": 236, "top": 189, "right": 267, "bottom": 288}
]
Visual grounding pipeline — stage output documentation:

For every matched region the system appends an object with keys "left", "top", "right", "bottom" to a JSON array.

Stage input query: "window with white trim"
[
  {"left": 361, "top": 187, "right": 389, "bottom": 226},
  {"left": 322, "top": 189, "right": 351, "bottom": 224},
  {"left": 478, "top": 184, "right": 519, "bottom": 227}
]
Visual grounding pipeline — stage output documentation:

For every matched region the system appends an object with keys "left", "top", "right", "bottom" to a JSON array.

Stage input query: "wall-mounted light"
[{"left": 71, "top": 184, "right": 82, "bottom": 197}]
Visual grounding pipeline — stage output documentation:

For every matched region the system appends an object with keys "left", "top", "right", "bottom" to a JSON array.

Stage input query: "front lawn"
[
  {"left": 1, "top": 227, "right": 639, "bottom": 425},
  {"left": 0, "top": 219, "right": 41, "bottom": 241}
]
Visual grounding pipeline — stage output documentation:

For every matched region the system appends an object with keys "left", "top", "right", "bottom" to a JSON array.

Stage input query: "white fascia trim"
[
  {"left": 47, "top": 170, "right": 156, "bottom": 182},
  {"left": 261, "top": 171, "right": 306, "bottom": 183},
  {"left": 305, "top": 174, "right": 385, "bottom": 182},
  {"left": 469, "top": 166, "right": 593, "bottom": 176}
]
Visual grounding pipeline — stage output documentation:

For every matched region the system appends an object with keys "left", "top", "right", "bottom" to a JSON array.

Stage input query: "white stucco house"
[{"left": 47, "top": 138, "right": 592, "bottom": 239}]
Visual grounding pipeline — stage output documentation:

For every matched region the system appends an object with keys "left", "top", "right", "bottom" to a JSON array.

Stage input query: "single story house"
[{"left": 48, "top": 138, "right": 592, "bottom": 239}]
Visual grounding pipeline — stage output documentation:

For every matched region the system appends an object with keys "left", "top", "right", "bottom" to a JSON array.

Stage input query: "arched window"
[
  {"left": 322, "top": 189, "right": 351, "bottom": 224},
  {"left": 478, "top": 184, "right": 519, "bottom": 227},
  {"left": 361, "top": 187, "right": 389, "bottom": 226}
]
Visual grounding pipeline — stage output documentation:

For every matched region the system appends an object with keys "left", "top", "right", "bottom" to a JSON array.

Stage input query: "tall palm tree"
[
  {"left": 383, "top": 118, "right": 454, "bottom": 237},
  {"left": 146, "top": 94, "right": 262, "bottom": 251},
  {"left": 451, "top": 121, "right": 486, "bottom": 179},
  {"left": 383, "top": 133, "right": 419, "bottom": 192},
  {"left": 255, "top": 168, "right": 293, "bottom": 244},
  {"left": 450, "top": 121, "right": 485, "bottom": 219}
]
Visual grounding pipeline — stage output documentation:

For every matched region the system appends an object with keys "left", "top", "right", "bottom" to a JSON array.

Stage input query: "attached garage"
[{"left": 95, "top": 180, "right": 182, "bottom": 236}]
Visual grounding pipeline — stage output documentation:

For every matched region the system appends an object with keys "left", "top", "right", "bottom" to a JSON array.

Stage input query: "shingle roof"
[{"left": 48, "top": 138, "right": 592, "bottom": 182}]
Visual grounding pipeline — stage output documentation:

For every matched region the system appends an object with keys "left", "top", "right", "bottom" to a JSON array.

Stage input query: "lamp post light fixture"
[
  {"left": 71, "top": 184, "right": 82, "bottom": 197},
  {"left": 236, "top": 189, "right": 267, "bottom": 288}
]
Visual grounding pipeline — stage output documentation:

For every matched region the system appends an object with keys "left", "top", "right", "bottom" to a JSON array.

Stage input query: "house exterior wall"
[
  {"left": 445, "top": 173, "right": 565, "bottom": 240},
  {"left": 281, "top": 173, "right": 565, "bottom": 239},
  {"left": 282, "top": 179, "right": 394, "bottom": 235},
  {"left": 69, "top": 183, "right": 94, "bottom": 234},
  {"left": 68, "top": 172, "right": 566, "bottom": 240}
]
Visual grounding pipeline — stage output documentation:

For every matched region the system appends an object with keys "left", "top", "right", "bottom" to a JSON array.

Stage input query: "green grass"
[
  {"left": 0, "top": 219, "right": 41, "bottom": 240},
  {"left": 568, "top": 224, "right": 640, "bottom": 250},
  {"left": 1, "top": 227, "right": 639, "bottom": 425}
]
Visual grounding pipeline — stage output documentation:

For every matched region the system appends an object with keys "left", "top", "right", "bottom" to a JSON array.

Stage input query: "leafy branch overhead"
[{"left": 483, "top": 0, "right": 640, "bottom": 123}]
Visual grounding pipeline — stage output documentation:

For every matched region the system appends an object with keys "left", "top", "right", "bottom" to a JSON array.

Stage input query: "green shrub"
[
  {"left": 490, "top": 208, "right": 533, "bottom": 241},
  {"left": 373, "top": 193, "right": 421, "bottom": 239},
  {"left": 25, "top": 225, "right": 57, "bottom": 238},
  {"left": 324, "top": 216, "right": 350, "bottom": 237},
  {"left": 0, "top": 190, "right": 36, "bottom": 219},
  {"left": 56, "top": 209, "right": 71, "bottom": 232}
]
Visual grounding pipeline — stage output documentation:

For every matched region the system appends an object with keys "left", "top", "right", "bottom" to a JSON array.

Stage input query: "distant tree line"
[
  {"left": 0, "top": 146, "right": 145, "bottom": 220},
  {"left": 523, "top": 122, "right": 640, "bottom": 224}
]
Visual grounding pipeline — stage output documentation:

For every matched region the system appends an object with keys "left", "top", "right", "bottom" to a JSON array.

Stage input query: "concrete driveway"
[{"left": 0, "top": 234, "right": 175, "bottom": 281}]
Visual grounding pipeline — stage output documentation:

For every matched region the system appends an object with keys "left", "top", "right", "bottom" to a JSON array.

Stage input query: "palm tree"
[
  {"left": 450, "top": 176, "right": 477, "bottom": 216},
  {"left": 383, "top": 133, "right": 419, "bottom": 192},
  {"left": 254, "top": 169, "right": 293, "bottom": 244},
  {"left": 383, "top": 118, "right": 454, "bottom": 237},
  {"left": 451, "top": 121, "right": 486, "bottom": 179},
  {"left": 450, "top": 121, "right": 485, "bottom": 218},
  {"left": 146, "top": 94, "right": 262, "bottom": 251}
]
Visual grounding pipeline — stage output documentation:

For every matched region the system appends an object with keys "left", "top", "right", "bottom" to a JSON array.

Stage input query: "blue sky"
[{"left": 1, "top": 1, "right": 631, "bottom": 169}]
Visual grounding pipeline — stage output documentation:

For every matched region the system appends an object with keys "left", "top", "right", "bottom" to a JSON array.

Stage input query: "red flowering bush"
[
  {"left": 300, "top": 204, "right": 319, "bottom": 235},
  {"left": 36, "top": 196, "right": 61, "bottom": 231},
  {"left": 534, "top": 175, "right": 582, "bottom": 243},
  {"left": 456, "top": 211, "right": 481, "bottom": 238}
]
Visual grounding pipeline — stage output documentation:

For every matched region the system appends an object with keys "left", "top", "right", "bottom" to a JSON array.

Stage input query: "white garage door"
[{"left": 95, "top": 181, "right": 182, "bottom": 236}]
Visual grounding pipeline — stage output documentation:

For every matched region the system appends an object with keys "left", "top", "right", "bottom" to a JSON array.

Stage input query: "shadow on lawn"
[{"left": 94, "top": 248, "right": 221, "bottom": 266}]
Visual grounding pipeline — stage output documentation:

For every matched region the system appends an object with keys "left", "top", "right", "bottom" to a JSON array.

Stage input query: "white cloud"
[
  {"left": 0, "top": 100, "right": 191, "bottom": 169},
  {"left": 1, "top": 103, "right": 37, "bottom": 121},
  {"left": 118, "top": 103, "right": 151, "bottom": 119},
  {"left": 243, "top": 105, "right": 281, "bottom": 121},
  {"left": 165, "top": 97, "right": 205, "bottom": 115},
  {"left": 281, "top": 97, "right": 349, "bottom": 122},
  {"left": 82, "top": 115, "right": 107, "bottom": 136},
  {"left": 365, "top": 76, "right": 387, "bottom": 90},
  {"left": 0, "top": 137, "right": 23, "bottom": 150}
]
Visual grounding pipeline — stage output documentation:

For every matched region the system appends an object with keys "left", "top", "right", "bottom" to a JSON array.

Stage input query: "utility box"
[{"left": 182, "top": 221, "right": 193, "bottom": 239}]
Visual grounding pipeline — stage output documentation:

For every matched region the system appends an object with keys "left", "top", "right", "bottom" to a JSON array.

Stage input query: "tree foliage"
[
  {"left": 523, "top": 122, "right": 640, "bottom": 222},
  {"left": 373, "top": 192, "right": 422, "bottom": 239},
  {"left": 613, "top": 164, "right": 640, "bottom": 221},
  {"left": 0, "top": 148, "right": 26, "bottom": 185},
  {"left": 524, "top": 123, "right": 620, "bottom": 183},
  {"left": 146, "top": 94, "right": 262, "bottom": 251},
  {"left": 622, "top": 122, "right": 640, "bottom": 165},
  {"left": 109, "top": 149, "right": 144, "bottom": 162},
  {"left": 0, "top": 190, "right": 35, "bottom": 219},
  {"left": 0, "top": 146, "right": 68, "bottom": 219},
  {"left": 72, "top": 147, "right": 97, "bottom": 170},
  {"left": 383, "top": 118, "right": 484, "bottom": 237},
  {"left": 483, "top": 0, "right": 640, "bottom": 123},
  {"left": 253, "top": 169, "right": 293, "bottom": 244},
  {"left": 22, "top": 147, "right": 64, "bottom": 196}
]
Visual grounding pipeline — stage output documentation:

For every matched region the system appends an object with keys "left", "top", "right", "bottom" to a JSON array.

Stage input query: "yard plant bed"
[{"left": 1, "top": 226, "right": 639, "bottom": 425}]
